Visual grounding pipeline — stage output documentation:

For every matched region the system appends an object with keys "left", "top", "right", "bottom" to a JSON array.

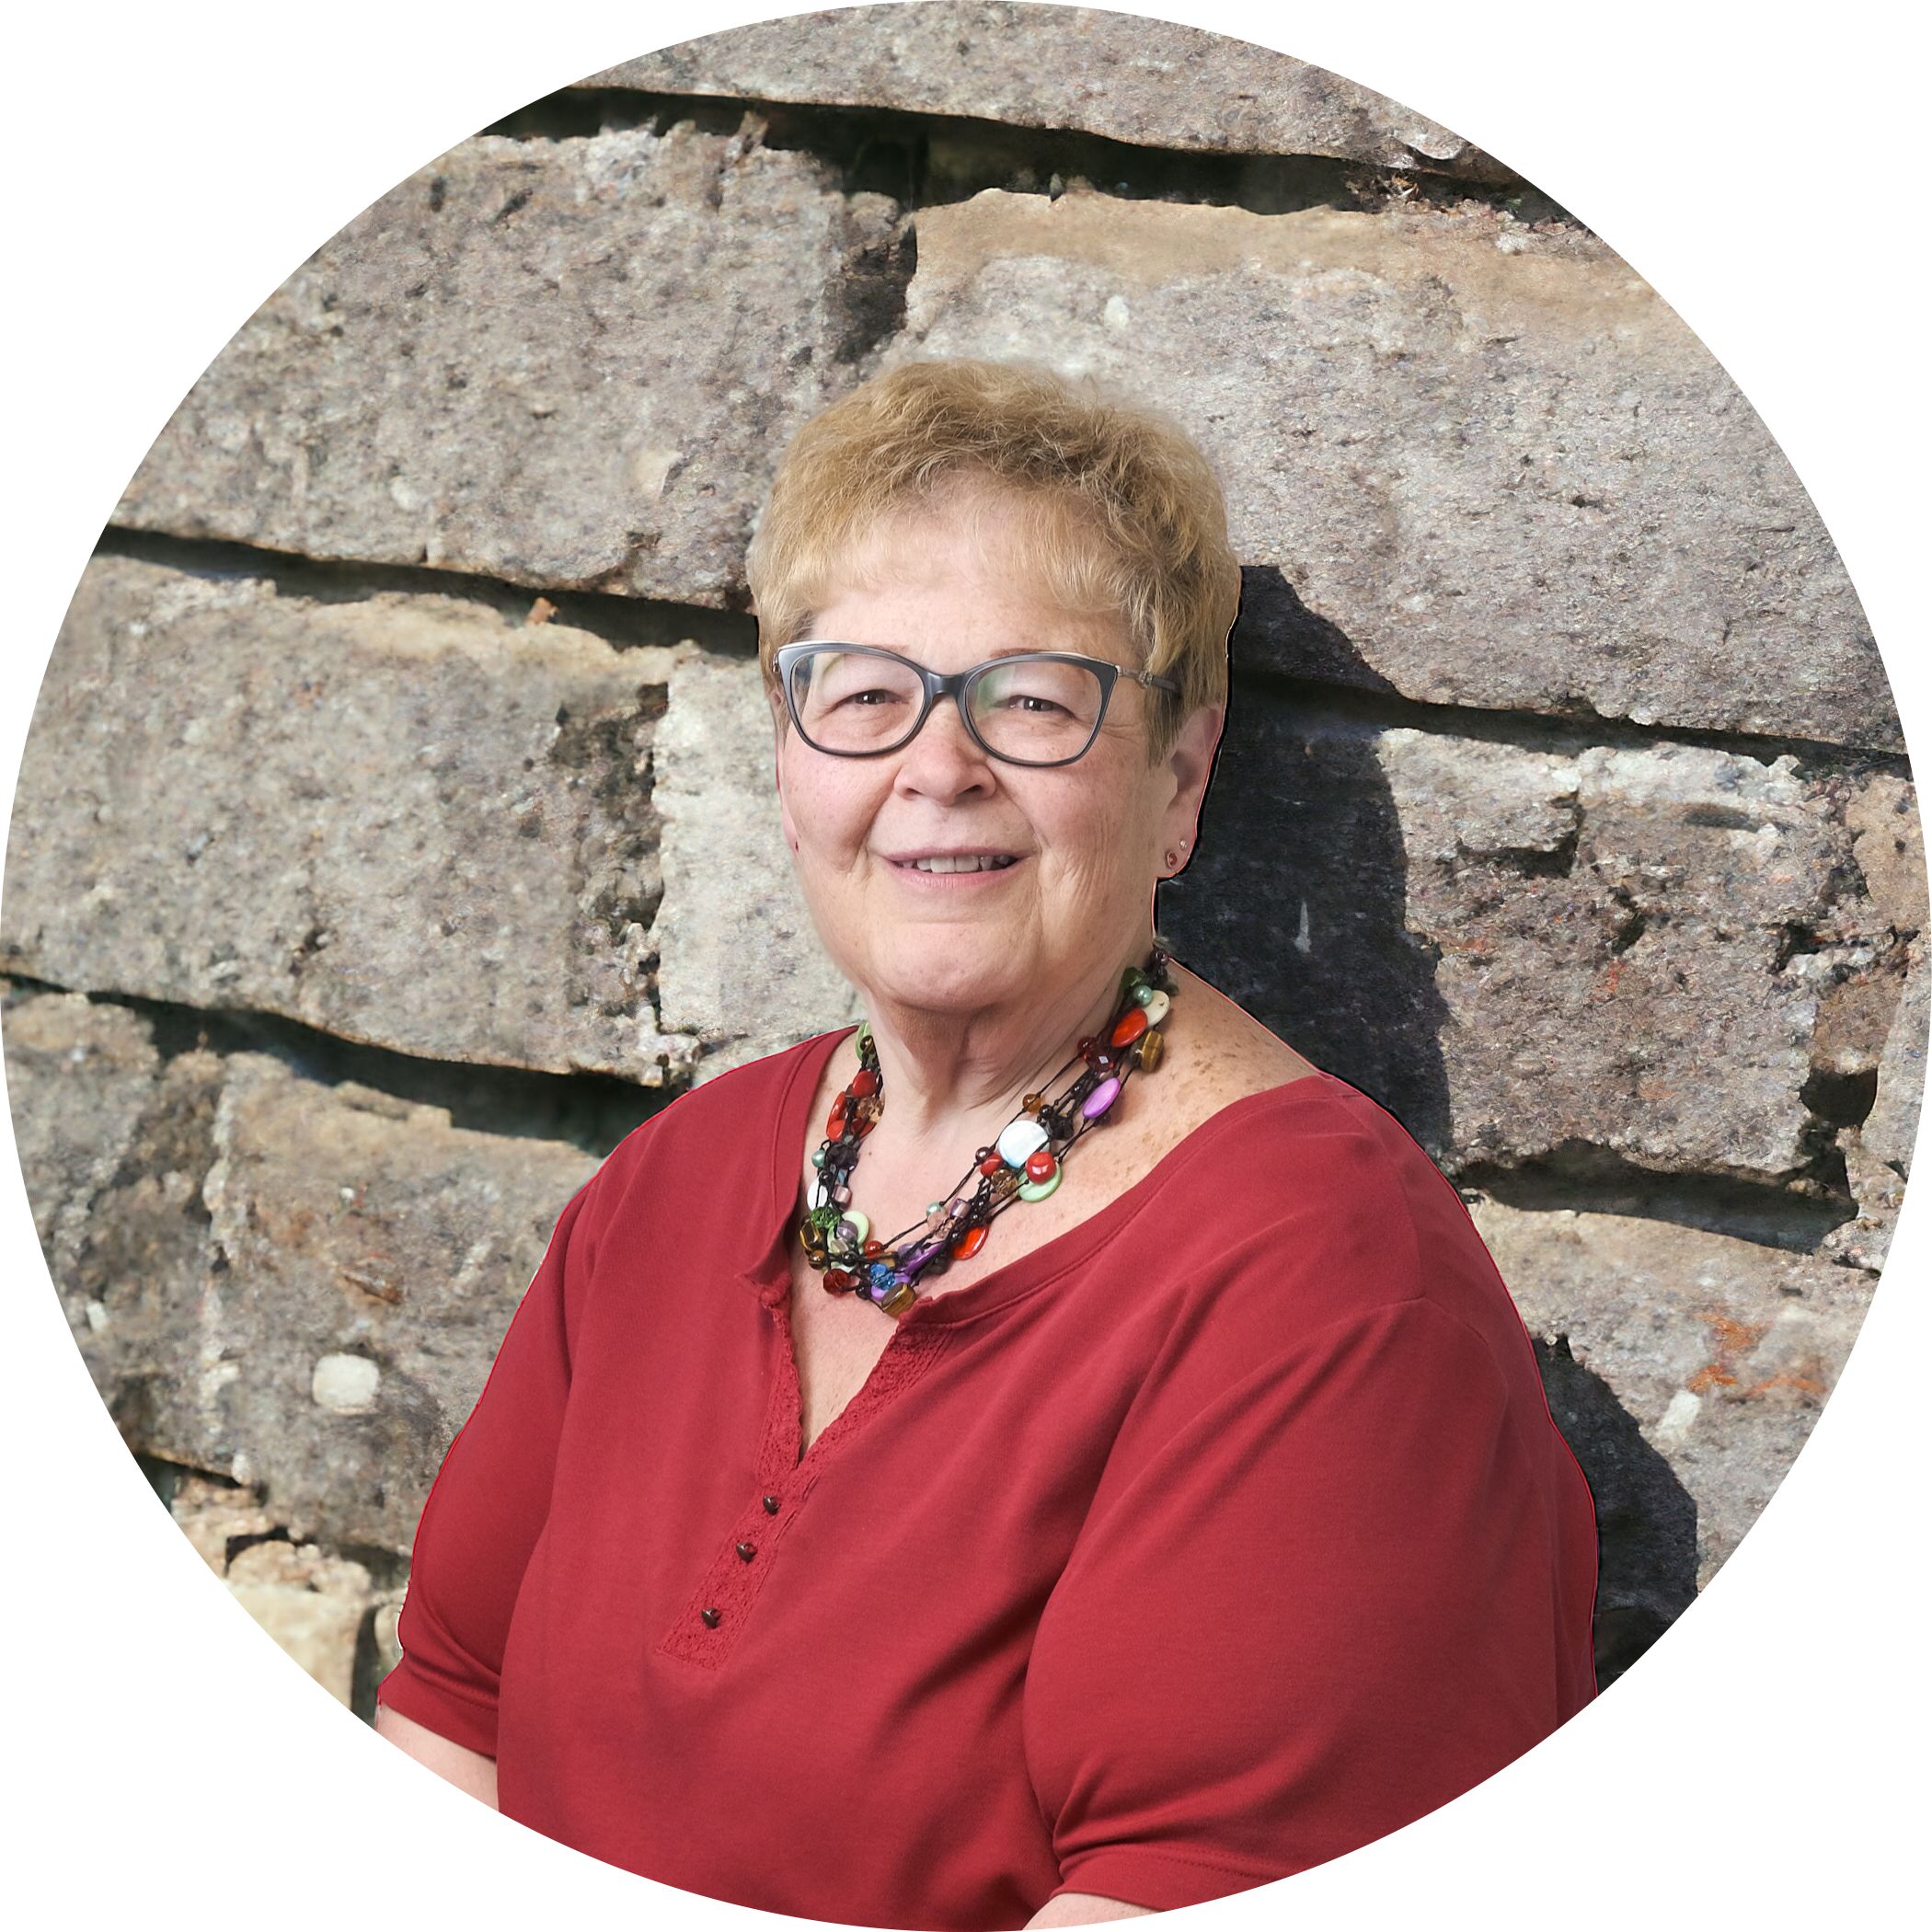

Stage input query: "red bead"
[
  {"left": 1076, "top": 1036, "right": 1097, "bottom": 1059},
  {"left": 854, "top": 1114, "right": 875, "bottom": 1139},
  {"left": 1025, "top": 1149, "right": 1057, "bottom": 1183},
  {"left": 978, "top": 1153, "right": 1005, "bottom": 1177},
  {"left": 826, "top": 1106, "right": 845, "bottom": 1138},
  {"left": 1110, "top": 1007, "right": 1149, "bottom": 1049},
  {"left": 863, "top": 1239, "right": 883, "bottom": 1257},
  {"left": 952, "top": 1225, "right": 988, "bottom": 1260},
  {"left": 850, "top": 1068, "right": 878, "bottom": 1098},
  {"left": 823, "top": 1270, "right": 854, "bottom": 1294}
]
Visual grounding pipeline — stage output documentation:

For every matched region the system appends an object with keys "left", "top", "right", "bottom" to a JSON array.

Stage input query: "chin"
[{"left": 862, "top": 927, "right": 1031, "bottom": 1017}]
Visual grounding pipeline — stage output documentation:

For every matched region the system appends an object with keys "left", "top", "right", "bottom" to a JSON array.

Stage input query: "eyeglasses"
[{"left": 775, "top": 641, "right": 1181, "bottom": 769}]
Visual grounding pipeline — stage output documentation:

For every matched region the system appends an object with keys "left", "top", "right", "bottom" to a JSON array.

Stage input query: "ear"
[{"left": 1160, "top": 703, "right": 1225, "bottom": 852}]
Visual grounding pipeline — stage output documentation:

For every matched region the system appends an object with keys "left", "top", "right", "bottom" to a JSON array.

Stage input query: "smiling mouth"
[{"left": 891, "top": 854, "right": 1022, "bottom": 874}]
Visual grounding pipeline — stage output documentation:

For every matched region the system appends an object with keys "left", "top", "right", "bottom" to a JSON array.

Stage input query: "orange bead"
[
  {"left": 951, "top": 1225, "right": 989, "bottom": 1260},
  {"left": 863, "top": 1239, "right": 883, "bottom": 1257},
  {"left": 850, "top": 1067, "right": 878, "bottom": 1098},
  {"left": 978, "top": 1153, "right": 1005, "bottom": 1177},
  {"left": 1110, "top": 1007, "right": 1149, "bottom": 1049}
]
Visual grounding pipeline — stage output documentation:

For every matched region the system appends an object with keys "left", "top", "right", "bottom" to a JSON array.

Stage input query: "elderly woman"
[{"left": 374, "top": 359, "right": 1599, "bottom": 1928}]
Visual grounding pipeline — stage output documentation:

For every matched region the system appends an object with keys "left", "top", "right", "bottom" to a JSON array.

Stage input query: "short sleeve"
[
  {"left": 374, "top": 1174, "right": 597, "bottom": 1756},
  {"left": 1023, "top": 1294, "right": 1582, "bottom": 1912}
]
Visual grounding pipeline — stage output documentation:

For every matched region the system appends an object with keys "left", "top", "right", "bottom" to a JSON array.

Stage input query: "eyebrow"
[{"left": 795, "top": 639, "right": 1133, "bottom": 668}]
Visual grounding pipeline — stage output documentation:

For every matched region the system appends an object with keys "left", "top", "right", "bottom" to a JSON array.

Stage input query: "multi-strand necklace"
[{"left": 799, "top": 949, "right": 1178, "bottom": 1318}]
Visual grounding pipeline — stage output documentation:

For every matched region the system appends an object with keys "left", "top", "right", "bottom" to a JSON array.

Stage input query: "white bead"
[
  {"left": 1140, "top": 990, "right": 1170, "bottom": 1024},
  {"left": 995, "top": 1117, "right": 1050, "bottom": 1167}
]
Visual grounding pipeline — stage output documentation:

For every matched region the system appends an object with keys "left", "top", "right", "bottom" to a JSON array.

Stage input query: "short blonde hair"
[{"left": 745, "top": 359, "right": 1239, "bottom": 759}]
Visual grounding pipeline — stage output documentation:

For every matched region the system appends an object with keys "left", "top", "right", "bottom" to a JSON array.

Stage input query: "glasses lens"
[
  {"left": 967, "top": 657, "right": 1106, "bottom": 765},
  {"left": 788, "top": 648, "right": 926, "bottom": 753}
]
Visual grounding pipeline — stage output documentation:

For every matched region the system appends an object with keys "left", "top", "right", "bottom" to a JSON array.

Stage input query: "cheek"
[
  {"left": 781, "top": 757, "right": 880, "bottom": 861},
  {"left": 1034, "top": 776, "right": 1155, "bottom": 887}
]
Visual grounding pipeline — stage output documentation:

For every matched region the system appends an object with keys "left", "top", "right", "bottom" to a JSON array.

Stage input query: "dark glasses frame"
[{"left": 774, "top": 641, "right": 1183, "bottom": 769}]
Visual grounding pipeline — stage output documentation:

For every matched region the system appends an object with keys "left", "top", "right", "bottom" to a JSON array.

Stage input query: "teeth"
[{"left": 909, "top": 854, "right": 1015, "bottom": 873}]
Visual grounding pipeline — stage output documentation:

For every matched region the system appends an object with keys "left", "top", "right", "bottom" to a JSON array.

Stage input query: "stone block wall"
[{"left": 5, "top": 5, "right": 1921, "bottom": 1715}]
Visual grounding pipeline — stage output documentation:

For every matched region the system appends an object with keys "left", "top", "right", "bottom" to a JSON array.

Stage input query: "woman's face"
[{"left": 771, "top": 500, "right": 1220, "bottom": 1023}]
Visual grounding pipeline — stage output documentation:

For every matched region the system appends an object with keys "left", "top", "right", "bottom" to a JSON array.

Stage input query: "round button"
[
  {"left": 699, "top": 1607, "right": 721, "bottom": 1627},
  {"left": 761, "top": 1495, "right": 780, "bottom": 1513},
  {"left": 735, "top": 1541, "right": 756, "bottom": 1562}
]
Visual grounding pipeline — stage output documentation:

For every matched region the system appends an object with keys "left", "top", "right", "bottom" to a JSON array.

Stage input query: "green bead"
[
  {"left": 809, "top": 1204, "right": 841, "bottom": 1231},
  {"left": 1018, "top": 1168, "right": 1063, "bottom": 1203},
  {"left": 1120, "top": 967, "right": 1149, "bottom": 1001},
  {"left": 856, "top": 1020, "right": 873, "bottom": 1053},
  {"left": 811, "top": 1147, "right": 827, "bottom": 1167}
]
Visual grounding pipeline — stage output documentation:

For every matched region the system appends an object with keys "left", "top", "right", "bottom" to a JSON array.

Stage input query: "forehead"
[{"left": 812, "top": 496, "right": 1130, "bottom": 659}]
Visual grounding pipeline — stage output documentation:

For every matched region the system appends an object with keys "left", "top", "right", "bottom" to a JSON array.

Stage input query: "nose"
[{"left": 891, "top": 691, "right": 999, "bottom": 805}]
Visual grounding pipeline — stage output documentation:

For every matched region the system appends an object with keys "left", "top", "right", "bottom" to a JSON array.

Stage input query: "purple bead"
[
  {"left": 903, "top": 1241, "right": 941, "bottom": 1271},
  {"left": 1082, "top": 1075, "right": 1121, "bottom": 1119},
  {"left": 833, "top": 1184, "right": 852, "bottom": 1206}
]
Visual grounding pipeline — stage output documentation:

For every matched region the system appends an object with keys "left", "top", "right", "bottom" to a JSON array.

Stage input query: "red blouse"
[{"left": 377, "top": 1029, "right": 1598, "bottom": 1928}]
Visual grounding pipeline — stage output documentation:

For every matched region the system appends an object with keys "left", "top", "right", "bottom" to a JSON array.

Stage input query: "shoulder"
[
  {"left": 1141, "top": 1070, "right": 1527, "bottom": 1377},
  {"left": 577, "top": 1029, "right": 850, "bottom": 1236}
]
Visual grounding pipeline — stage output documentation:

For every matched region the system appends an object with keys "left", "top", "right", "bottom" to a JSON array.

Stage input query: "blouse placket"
[{"left": 656, "top": 1282, "right": 954, "bottom": 1669}]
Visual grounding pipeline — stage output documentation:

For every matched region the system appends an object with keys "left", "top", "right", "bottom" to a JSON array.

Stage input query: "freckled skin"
[{"left": 770, "top": 495, "right": 1319, "bottom": 1436}]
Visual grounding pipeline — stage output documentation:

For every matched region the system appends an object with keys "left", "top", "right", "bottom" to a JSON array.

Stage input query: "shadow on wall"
[
  {"left": 1536, "top": 1339, "right": 1699, "bottom": 1688},
  {"left": 1160, "top": 574, "right": 1700, "bottom": 1692},
  {"left": 1161, "top": 568, "right": 1454, "bottom": 1156}
]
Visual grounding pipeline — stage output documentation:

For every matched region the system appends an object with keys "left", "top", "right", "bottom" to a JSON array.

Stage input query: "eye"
[{"left": 833, "top": 685, "right": 903, "bottom": 708}]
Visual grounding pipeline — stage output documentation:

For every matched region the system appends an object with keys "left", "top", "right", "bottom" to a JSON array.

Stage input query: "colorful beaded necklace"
[{"left": 799, "top": 949, "right": 1178, "bottom": 1318}]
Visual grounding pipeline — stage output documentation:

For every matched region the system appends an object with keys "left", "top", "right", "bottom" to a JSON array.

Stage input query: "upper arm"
[
  {"left": 1023, "top": 1294, "right": 1585, "bottom": 1911},
  {"left": 374, "top": 1698, "right": 500, "bottom": 1809},
  {"left": 374, "top": 1173, "right": 599, "bottom": 1757},
  {"left": 1024, "top": 1892, "right": 1154, "bottom": 1926}
]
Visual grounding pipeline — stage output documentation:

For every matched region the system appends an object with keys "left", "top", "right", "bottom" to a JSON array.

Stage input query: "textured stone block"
[
  {"left": 899, "top": 190, "right": 1896, "bottom": 748},
  {"left": 585, "top": 4, "right": 1512, "bottom": 180},
  {"left": 4, "top": 984, "right": 227, "bottom": 1462},
  {"left": 5, "top": 554, "right": 682, "bottom": 1080},
  {"left": 652, "top": 650, "right": 862, "bottom": 1082},
  {"left": 2, "top": 989, "right": 165, "bottom": 1288},
  {"left": 7, "top": 988, "right": 599, "bottom": 1553},
  {"left": 1160, "top": 703, "right": 1910, "bottom": 1183},
  {"left": 1824, "top": 932, "right": 1927, "bottom": 1271},
  {"left": 114, "top": 123, "right": 906, "bottom": 604},
  {"left": 194, "top": 1054, "right": 600, "bottom": 1550},
  {"left": 1474, "top": 1202, "right": 1873, "bottom": 1608}
]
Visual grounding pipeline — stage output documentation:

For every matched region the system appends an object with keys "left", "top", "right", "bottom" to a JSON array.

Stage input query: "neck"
[{"left": 859, "top": 936, "right": 1153, "bottom": 1150}]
